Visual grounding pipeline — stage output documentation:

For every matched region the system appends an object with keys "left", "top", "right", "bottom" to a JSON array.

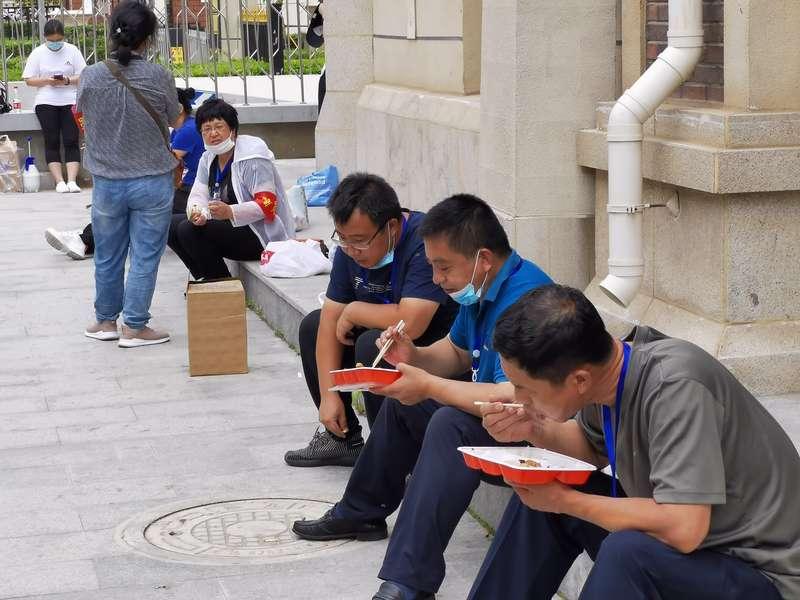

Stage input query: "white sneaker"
[
  {"left": 85, "top": 320, "right": 119, "bottom": 341},
  {"left": 66, "top": 181, "right": 81, "bottom": 193},
  {"left": 55, "top": 181, "right": 69, "bottom": 193},
  {"left": 45, "top": 228, "right": 89, "bottom": 260}
]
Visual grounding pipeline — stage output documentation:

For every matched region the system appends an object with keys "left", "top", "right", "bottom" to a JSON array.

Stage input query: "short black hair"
[
  {"left": 43, "top": 19, "right": 64, "bottom": 37},
  {"left": 327, "top": 172, "right": 402, "bottom": 227},
  {"left": 493, "top": 284, "right": 614, "bottom": 384},
  {"left": 195, "top": 99, "right": 239, "bottom": 133},
  {"left": 419, "top": 194, "right": 511, "bottom": 258},
  {"left": 109, "top": 1, "right": 157, "bottom": 66},
  {"left": 176, "top": 87, "right": 195, "bottom": 115}
]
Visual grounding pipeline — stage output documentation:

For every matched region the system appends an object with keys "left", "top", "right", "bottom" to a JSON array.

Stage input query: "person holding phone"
[{"left": 23, "top": 19, "right": 87, "bottom": 193}]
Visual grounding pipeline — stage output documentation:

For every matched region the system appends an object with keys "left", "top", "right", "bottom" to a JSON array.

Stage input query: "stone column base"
[{"left": 586, "top": 280, "right": 800, "bottom": 396}]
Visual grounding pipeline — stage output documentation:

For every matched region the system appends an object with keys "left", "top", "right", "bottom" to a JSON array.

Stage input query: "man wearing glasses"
[{"left": 284, "top": 173, "right": 457, "bottom": 468}]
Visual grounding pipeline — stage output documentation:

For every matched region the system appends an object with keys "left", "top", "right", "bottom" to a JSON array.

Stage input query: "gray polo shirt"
[
  {"left": 76, "top": 57, "right": 179, "bottom": 179},
  {"left": 577, "top": 326, "right": 800, "bottom": 598}
]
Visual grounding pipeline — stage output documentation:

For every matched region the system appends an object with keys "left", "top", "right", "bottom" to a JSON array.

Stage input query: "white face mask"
[{"left": 204, "top": 135, "right": 235, "bottom": 156}]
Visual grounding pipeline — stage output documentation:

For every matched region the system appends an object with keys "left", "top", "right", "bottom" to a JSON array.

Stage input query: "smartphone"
[{"left": 53, "top": 73, "right": 64, "bottom": 80}]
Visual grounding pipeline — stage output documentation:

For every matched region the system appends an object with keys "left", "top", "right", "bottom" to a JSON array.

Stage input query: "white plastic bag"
[
  {"left": 260, "top": 239, "right": 332, "bottom": 278},
  {"left": 286, "top": 184, "right": 309, "bottom": 231}
]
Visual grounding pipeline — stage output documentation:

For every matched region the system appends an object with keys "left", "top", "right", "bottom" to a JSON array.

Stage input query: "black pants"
[
  {"left": 335, "top": 403, "right": 508, "bottom": 593},
  {"left": 468, "top": 476, "right": 781, "bottom": 600},
  {"left": 34, "top": 104, "right": 80, "bottom": 164},
  {"left": 167, "top": 214, "right": 263, "bottom": 280},
  {"left": 299, "top": 308, "right": 384, "bottom": 438},
  {"left": 172, "top": 185, "right": 191, "bottom": 215},
  {"left": 318, "top": 69, "right": 326, "bottom": 112}
]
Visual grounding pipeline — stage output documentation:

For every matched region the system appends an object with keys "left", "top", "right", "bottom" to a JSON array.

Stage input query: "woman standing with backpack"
[{"left": 77, "top": 0, "right": 180, "bottom": 348}]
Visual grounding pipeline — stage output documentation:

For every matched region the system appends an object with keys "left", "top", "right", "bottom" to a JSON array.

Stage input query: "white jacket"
[{"left": 186, "top": 135, "right": 295, "bottom": 246}]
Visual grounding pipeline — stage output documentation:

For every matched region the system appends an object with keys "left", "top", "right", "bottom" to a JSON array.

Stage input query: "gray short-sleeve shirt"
[
  {"left": 76, "top": 57, "right": 179, "bottom": 179},
  {"left": 576, "top": 326, "right": 800, "bottom": 598}
]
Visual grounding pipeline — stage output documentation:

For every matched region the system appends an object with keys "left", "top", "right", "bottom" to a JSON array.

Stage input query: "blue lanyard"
[
  {"left": 212, "top": 159, "right": 232, "bottom": 200},
  {"left": 359, "top": 217, "right": 406, "bottom": 304},
  {"left": 470, "top": 257, "right": 523, "bottom": 382},
  {"left": 602, "top": 342, "right": 631, "bottom": 498}
]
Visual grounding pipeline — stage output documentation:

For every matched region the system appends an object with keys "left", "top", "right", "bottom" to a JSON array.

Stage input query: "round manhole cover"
[{"left": 115, "top": 497, "right": 354, "bottom": 565}]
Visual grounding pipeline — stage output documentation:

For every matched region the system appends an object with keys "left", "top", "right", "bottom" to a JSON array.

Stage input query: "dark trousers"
[
  {"left": 167, "top": 214, "right": 263, "bottom": 280},
  {"left": 34, "top": 104, "right": 81, "bottom": 164},
  {"left": 336, "top": 402, "right": 505, "bottom": 593},
  {"left": 172, "top": 185, "right": 191, "bottom": 215},
  {"left": 468, "top": 475, "right": 782, "bottom": 600},
  {"left": 298, "top": 308, "right": 385, "bottom": 437},
  {"left": 318, "top": 69, "right": 326, "bottom": 112}
]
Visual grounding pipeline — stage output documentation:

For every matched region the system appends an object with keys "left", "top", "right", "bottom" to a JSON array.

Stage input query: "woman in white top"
[{"left": 22, "top": 19, "right": 87, "bottom": 193}]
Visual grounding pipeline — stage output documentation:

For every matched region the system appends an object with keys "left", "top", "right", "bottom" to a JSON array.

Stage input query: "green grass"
[
  {"left": 467, "top": 507, "right": 496, "bottom": 538},
  {"left": 245, "top": 297, "right": 300, "bottom": 354},
  {"left": 2, "top": 28, "right": 323, "bottom": 80}
]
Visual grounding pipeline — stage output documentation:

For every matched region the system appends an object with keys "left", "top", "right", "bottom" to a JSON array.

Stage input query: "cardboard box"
[{"left": 186, "top": 279, "right": 248, "bottom": 376}]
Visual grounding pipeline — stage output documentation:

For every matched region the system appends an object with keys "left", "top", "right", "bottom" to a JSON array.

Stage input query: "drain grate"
[{"left": 115, "top": 497, "right": 353, "bottom": 565}]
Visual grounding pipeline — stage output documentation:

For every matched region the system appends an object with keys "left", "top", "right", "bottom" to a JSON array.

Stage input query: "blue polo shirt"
[
  {"left": 449, "top": 251, "right": 552, "bottom": 384},
  {"left": 170, "top": 116, "right": 204, "bottom": 186},
  {"left": 326, "top": 211, "right": 457, "bottom": 341}
]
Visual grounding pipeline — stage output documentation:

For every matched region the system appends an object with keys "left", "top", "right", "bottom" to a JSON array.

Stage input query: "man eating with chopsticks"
[
  {"left": 292, "top": 194, "right": 553, "bottom": 600},
  {"left": 284, "top": 173, "right": 457, "bottom": 468},
  {"left": 469, "top": 284, "right": 800, "bottom": 599}
]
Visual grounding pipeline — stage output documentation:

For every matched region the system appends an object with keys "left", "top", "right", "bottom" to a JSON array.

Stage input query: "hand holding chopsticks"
[{"left": 372, "top": 319, "right": 406, "bottom": 367}]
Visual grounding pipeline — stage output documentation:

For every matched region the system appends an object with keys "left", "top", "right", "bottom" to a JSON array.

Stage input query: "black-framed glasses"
[{"left": 330, "top": 220, "right": 388, "bottom": 251}]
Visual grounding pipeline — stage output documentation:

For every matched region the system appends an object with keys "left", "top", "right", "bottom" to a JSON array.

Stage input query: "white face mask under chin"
[{"left": 205, "top": 135, "right": 235, "bottom": 156}]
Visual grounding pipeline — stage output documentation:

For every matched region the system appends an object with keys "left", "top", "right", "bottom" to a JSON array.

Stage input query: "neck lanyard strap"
[
  {"left": 602, "top": 342, "right": 631, "bottom": 498},
  {"left": 470, "top": 256, "right": 524, "bottom": 382},
  {"left": 360, "top": 216, "right": 407, "bottom": 304}
]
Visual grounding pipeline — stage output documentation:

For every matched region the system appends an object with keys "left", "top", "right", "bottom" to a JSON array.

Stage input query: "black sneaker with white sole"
[{"left": 284, "top": 427, "right": 364, "bottom": 467}]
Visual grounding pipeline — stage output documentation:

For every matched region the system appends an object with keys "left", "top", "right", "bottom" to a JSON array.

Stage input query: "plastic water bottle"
[
  {"left": 22, "top": 163, "right": 40, "bottom": 192},
  {"left": 22, "top": 136, "right": 40, "bottom": 192},
  {"left": 11, "top": 86, "right": 21, "bottom": 113}
]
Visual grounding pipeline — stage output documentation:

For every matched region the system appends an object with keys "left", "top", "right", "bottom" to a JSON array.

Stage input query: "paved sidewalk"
[{"left": 0, "top": 183, "right": 490, "bottom": 599}]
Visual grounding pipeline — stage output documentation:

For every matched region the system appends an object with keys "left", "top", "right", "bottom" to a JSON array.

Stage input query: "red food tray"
[
  {"left": 328, "top": 367, "right": 401, "bottom": 392},
  {"left": 458, "top": 446, "right": 596, "bottom": 486}
]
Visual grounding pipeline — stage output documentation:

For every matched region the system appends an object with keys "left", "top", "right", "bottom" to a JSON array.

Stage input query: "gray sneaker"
[
  {"left": 118, "top": 325, "right": 170, "bottom": 348},
  {"left": 284, "top": 427, "right": 364, "bottom": 468}
]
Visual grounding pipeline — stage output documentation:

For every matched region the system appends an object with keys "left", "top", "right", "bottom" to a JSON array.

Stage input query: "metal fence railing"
[{"left": 1, "top": 0, "right": 322, "bottom": 104}]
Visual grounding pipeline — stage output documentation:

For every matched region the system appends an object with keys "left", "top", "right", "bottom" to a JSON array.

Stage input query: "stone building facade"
[{"left": 316, "top": 0, "right": 800, "bottom": 395}]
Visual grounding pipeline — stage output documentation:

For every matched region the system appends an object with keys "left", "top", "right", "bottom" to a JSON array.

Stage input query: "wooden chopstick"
[
  {"left": 474, "top": 401, "right": 524, "bottom": 408},
  {"left": 371, "top": 319, "right": 405, "bottom": 368}
]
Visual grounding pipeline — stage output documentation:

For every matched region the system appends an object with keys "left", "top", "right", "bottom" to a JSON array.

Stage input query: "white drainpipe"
[{"left": 599, "top": 0, "right": 703, "bottom": 307}]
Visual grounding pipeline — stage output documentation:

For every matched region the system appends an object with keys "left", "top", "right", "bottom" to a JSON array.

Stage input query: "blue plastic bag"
[{"left": 298, "top": 165, "right": 339, "bottom": 207}]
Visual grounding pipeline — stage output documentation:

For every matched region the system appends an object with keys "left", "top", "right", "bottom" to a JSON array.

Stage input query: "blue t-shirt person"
[
  {"left": 170, "top": 115, "right": 204, "bottom": 186},
  {"left": 326, "top": 210, "right": 458, "bottom": 343},
  {"left": 449, "top": 251, "right": 553, "bottom": 384}
]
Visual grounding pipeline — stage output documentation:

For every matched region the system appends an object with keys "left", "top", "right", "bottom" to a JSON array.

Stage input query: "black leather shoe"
[
  {"left": 372, "top": 581, "right": 435, "bottom": 600},
  {"left": 292, "top": 507, "right": 387, "bottom": 541}
]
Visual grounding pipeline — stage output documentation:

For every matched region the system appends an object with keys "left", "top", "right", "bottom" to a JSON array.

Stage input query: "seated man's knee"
[
  {"left": 594, "top": 530, "right": 655, "bottom": 572},
  {"left": 427, "top": 406, "right": 473, "bottom": 438},
  {"left": 299, "top": 309, "right": 322, "bottom": 349},
  {"left": 354, "top": 329, "right": 381, "bottom": 364}
]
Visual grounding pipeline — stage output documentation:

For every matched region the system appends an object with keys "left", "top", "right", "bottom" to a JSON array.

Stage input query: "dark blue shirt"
[
  {"left": 170, "top": 115, "right": 204, "bottom": 186},
  {"left": 326, "top": 211, "right": 457, "bottom": 342},
  {"left": 449, "top": 251, "right": 552, "bottom": 383}
]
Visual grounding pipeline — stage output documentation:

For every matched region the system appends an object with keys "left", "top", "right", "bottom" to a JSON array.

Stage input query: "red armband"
[{"left": 254, "top": 191, "right": 278, "bottom": 222}]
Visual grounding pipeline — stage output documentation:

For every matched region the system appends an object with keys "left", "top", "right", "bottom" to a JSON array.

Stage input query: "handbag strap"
[{"left": 103, "top": 59, "right": 171, "bottom": 154}]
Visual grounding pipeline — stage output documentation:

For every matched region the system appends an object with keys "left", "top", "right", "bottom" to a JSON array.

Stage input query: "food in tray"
[{"left": 518, "top": 458, "right": 542, "bottom": 468}]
